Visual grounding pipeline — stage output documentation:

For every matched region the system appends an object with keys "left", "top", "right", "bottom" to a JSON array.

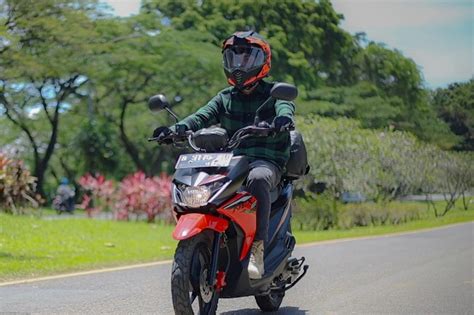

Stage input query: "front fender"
[{"left": 172, "top": 213, "right": 229, "bottom": 240}]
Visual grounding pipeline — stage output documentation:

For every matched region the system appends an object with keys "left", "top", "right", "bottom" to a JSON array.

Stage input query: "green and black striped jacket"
[{"left": 175, "top": 81, "right": 295, "bottom": 170}]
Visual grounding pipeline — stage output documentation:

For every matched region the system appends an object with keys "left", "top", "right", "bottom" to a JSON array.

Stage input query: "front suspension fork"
[{"left": 207, "top": 231, "right": 221, "bottom": 286}]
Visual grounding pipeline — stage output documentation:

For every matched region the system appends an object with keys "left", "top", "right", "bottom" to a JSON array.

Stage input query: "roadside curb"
[{"left": 1, "top": 221, "right": 472, "bottom": 287}]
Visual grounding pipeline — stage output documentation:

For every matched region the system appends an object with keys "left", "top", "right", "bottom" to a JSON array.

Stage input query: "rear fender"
[{"left": 172, "top": 213, "right": 229, "bottom": 240}]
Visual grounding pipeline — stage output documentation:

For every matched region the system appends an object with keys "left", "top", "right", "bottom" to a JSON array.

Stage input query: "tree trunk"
[
  {"left": 34, "top": 169, "right": 47, "bottom": 200},
  {"left": 426, "top": 194, "right": 438, "bottom": 217},
  {"left": 461, "top": 192, "right": 469, "bottom": 210},
  {"left": 118, "top": 100, "right": 147, "bottom": 173},
  {"left": 441, "top": 192, "right": 456, "bottom": 216}
]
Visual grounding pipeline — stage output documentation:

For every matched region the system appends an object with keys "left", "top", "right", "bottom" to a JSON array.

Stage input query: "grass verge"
[
  {"left": 1, "top": 205, "right": 473, "bottom": 282},
  {"left": 0, "top": 215, "right": 176, "bottom": 282},
  {"left": 294, "top": 207, "right": 474, "bottom": 243}
]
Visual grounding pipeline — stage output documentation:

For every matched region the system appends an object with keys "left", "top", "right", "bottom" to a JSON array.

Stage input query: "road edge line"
[{"left": 0, "top": 260, "right": 172, "bottom": 287}]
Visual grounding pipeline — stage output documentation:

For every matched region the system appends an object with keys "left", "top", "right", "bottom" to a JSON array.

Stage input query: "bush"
[
  {"left": 78, "top": 173, "right": 115, "bottom": 217},
  {"left": 293, "top": 194, "right": 337, "bottom": 230},
  {"left": 293, "top": 194, "right": 426, "bottom": 231},
  {"left": 0, "top": 154, "right": 40, "bottom": 214},
  {"left": 337, "top": 202, "right": 425, "bottom": 229},
  {"left": 78, "top": 171, "right": 172, "bottom": 222},
  {"left": 115, "top": 172, "right": 172, "bottom": 222}
]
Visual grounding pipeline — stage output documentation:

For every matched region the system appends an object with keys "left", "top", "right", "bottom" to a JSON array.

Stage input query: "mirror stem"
[
  {"left": 254, "top": 96, "right": 274, "bottom": 125},
  {"left": 165, "top": 108, "right": 180, "bottom": 123}
]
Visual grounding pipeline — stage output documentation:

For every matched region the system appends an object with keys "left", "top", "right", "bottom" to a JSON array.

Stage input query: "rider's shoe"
[{"left": 248, "top": 240, "right": 264, "bottom": 279}]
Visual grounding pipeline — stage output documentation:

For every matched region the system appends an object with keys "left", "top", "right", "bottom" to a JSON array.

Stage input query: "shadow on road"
[{"left": 220, "top": 306, "right": 308, "bottom": 314}]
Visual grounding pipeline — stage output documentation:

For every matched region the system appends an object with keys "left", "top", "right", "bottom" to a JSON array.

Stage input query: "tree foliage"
[
  {"left": 431, "top": 80, "right": 474, "bottom": 151},
  {"left": 142, "top": 0, "right": 356, "bottom": 88},
  {"left": 0, "top": 0, "right": 102, "bottom": 196},
  {"left": 298, "top": 115, "right": 473, "bottom": 216}
]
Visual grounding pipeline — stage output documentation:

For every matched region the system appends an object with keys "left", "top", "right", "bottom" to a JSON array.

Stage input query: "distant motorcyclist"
[
  {"left": 54, "top": 177, "right": 75, "bottom": 213},
  {"left": 153, "top": 31, "right": 295, "bottom": 279}
]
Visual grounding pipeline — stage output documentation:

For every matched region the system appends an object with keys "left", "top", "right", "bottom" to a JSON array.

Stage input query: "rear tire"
[
  {"left": 171, "top": 234, "right": 219, "bottom": 315},
  {"left": 255, "top": 291, "right": 285, "bottom": 312}
]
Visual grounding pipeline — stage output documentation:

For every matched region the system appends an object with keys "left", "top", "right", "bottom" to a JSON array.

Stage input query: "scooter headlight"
[{"left": 182, "top": 186, "right": 211, "bottom": 208}]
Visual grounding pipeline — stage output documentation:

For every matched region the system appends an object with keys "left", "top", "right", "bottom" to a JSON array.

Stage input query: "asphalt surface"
[{"left": 1, "top": 222, "right": 473, "bottom": 314}]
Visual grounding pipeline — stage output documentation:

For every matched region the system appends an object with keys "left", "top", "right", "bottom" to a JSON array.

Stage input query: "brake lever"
[
  {"left": 148, "top": 137, "right": 168, "bottom": 145},
  {"left": 147, "top": 134, "right": 176, "bottom": 144}
]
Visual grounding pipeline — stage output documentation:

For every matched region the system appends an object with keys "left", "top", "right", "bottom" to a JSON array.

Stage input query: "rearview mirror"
[
  {"left": 148, "top": 94, "right": 170, "bottom": 112},
  {"left": 270, "top": 83, "right": 298, "bottom": 101}
]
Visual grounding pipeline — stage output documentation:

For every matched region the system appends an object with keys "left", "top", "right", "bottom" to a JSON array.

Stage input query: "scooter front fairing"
[{"left": 172, "top": 213, "right": 229, "bottom": 240}]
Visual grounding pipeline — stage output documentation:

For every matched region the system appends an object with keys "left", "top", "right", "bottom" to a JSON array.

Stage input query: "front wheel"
[
  {"left": 255, "top": 291, "right": 285, "bottom": 312},
  {"left": 171, "top": 234, "right": 219, "bottom": 315}
]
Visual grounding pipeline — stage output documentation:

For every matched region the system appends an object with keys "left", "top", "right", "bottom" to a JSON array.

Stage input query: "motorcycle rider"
[
  {"left": 153, "top": 31, "right": 295, "bottom": 279},
  {"left": 54, "top": 177, "right": 75, "bottom": 212}
]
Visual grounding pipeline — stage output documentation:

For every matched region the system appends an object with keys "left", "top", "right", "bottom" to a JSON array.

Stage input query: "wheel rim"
[
  {"left": 199, "top": 269, "right": 213, "bottom": 303},
  {"left": 188, "top": 244, "right": 217, "bottom": 314}
]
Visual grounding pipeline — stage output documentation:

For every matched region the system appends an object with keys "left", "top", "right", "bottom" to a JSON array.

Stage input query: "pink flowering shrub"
[
  {"left": 116, "top": 172, "right": 172, "bottom": 222},
  {"left": 78, "top": 173, "right": 115, "bottom": 217},
  {"left": 78, "top": 171, "right": 172, "bottom": 222}
]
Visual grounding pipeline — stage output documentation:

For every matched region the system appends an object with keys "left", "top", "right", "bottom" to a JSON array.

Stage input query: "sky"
[{"left": 102, "top": 0, "right": 473, "bottom": 89}]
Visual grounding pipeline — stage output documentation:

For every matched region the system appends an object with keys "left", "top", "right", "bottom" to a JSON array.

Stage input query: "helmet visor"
[{"left": 223, "top": 46, "right": 265, "bottom": 72}]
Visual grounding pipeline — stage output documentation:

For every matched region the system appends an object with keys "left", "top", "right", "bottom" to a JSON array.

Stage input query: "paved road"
[{"left": 1, "top": 223, "right": 473, "bottom": 314}]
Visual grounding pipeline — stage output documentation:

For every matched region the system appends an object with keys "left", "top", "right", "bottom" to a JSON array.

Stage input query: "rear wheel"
[
  {"left": 255, "top": 291, "right": 285, "bottom": 312},
  {"left": 171, "top": 234, "right": 219, "bottom": 315}
]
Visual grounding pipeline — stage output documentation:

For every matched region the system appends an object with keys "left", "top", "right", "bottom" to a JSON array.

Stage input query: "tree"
[
  {"left": 89, "top": 17, "right": 225, "bottom": 175},
  {"left": 431, "top": 80, "right": 474, "bottom": 151},
  {"left": 141, "top": 0, "right": 357, "bottom": 89},
  {"left": 297, "top": 42, "right": 458, "bottom": 148},
  {"left": 0, "top": 0, "right": 102, "bottom": 197},
  {"left": 437, "top": 151, "right": 474, "bottom": 216},
  {"left": 356, "top": 43, "right": 423, "bottom": 105},
  {"left": 298, "top": 115, "right": 376, "bottom": 220},
  {"left": 301, "top": 82, "right": 401, "bottom": 129},
  {"left": 297, "top": 114, "right": 471, "bottom": 214}
]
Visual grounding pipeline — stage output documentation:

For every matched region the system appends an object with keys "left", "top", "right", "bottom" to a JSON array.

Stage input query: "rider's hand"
[
  {"left": 272, "top": 116, "right": 294, "bottom": 132},
  {"left": 174, "top": 124, "right": 188, "bottom": 136},
  {"left": 152, "top": 126, "right": 173, "bottom": 144}
]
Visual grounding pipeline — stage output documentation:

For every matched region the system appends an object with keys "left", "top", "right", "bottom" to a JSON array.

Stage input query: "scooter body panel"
[
  {"left": 219, "top": 183, "right": 295, "bottom": 298},
  {"left": 217, "top": 191, "right": 257, "bottom": 261},
  {"left": 172, "top": 213, "right": 229, "bottom": 240}
]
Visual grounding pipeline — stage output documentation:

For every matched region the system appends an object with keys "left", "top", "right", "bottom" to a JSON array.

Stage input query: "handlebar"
[
  {"left": 149, "top": 124, "right": 294, "bottom": 152},
  {"left": 227, "top": 125, "right": 277, "bottom": 149},
  {"left": 148, "top": 130, "right": 193, "bottom": 144}
]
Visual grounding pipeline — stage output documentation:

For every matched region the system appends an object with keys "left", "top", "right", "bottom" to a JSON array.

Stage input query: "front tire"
[
  {"left": 171, "top": 234, "right": 219, "bottom": 315},
  {"left": 255, "top": 291, "right": 285, "bottom": 312}
]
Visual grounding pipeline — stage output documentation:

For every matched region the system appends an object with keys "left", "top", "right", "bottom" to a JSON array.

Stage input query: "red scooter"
[{"left": 149, "top": 83, "right": 309, "bottom": 314}]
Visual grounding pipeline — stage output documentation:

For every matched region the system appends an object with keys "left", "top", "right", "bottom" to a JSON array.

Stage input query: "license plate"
[{"left": 175, "top": 153, "right": 233, "bottom": 169}]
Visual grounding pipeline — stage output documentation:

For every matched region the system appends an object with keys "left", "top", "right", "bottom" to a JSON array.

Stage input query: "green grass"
[
  {"left": 294, "top": 207, "right": 474, "bottom": 243},
  {"left": 0, "top": 215, "right": 176, "bottom": 281},
  {"left": 1, "top": 204, "right": 473, "bottom": 282}
]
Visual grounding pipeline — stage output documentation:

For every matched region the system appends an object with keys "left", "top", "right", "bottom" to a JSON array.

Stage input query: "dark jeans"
[{"left": 246, "top": 160, "right": 281, "bottom": 242}]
